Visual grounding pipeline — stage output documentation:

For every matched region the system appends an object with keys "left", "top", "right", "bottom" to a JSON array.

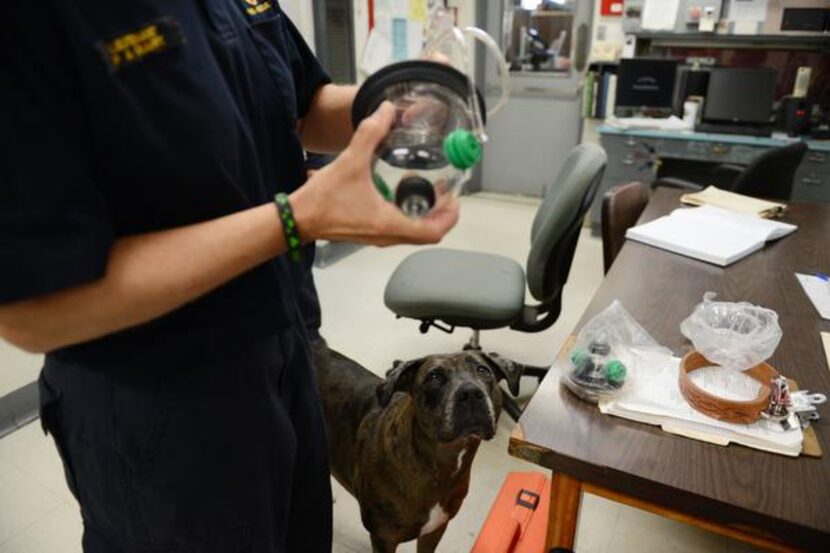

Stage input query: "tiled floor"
[
  {"left": 0, "top": 344, "right": 41, "bottom": 397},
  {"left": 0, "top": 194, "right": 761, "bottom": 552}
]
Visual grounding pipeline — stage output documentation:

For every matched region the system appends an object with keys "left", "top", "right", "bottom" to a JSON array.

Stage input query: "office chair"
[
  {"left": 601, "top": 181, "right": 649, "bottom": 274},
  {"left": 653, "top": 141, "right": 808, "bottom": 201},
  {"left": 383, "top": 144, "right": 607, "bottom": 421}
]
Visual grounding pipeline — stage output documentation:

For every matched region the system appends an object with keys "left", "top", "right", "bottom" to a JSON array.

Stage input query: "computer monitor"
[
  {"left": 703, "top": 68, "right": 778, "bottom": 125},
  {"left": 614, "top": 58, "right": 678, "bottom": 117}
]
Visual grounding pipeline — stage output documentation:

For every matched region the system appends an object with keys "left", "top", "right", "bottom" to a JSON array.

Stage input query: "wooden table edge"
[
  {"left": 507, "top": 335, "right": 819, "bottom": 552},
  {"left": 510, "top": 426, "right": 806, "bottom": 551}
]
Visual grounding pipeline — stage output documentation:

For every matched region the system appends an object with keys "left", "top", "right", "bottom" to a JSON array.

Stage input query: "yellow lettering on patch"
[
  {"left": 246, "top": 1, "right": 273, "bottom": 16},
  {"left": 105, "top": 24, "right": 167, "bottom": 70}
]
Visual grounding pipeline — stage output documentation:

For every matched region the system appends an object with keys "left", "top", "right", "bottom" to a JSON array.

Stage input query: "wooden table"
[{"left": 509, "top": 188, "right": 830, "bottom": 552}]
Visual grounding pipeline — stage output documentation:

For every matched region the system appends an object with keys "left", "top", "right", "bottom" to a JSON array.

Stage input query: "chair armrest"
[
  {"left": 712, "top": 163, "right": 745, "bottom": 179},
  {"left": 652, "top": 177, "right": 705, "bottom": 192}
]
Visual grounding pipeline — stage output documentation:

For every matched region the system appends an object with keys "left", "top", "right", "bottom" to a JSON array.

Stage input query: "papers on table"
[
  {"left": 680, "top": 186, "right": 787, "bottom": 218},
  {"left": 822, "top": 333, "right": 830, "bottom": 371},
  {"left": 625, "top": 205, "right": 797, "bottom": 266},
  {"left": 598, "top": 349, "right": 803, "bottom": 457},
  {"left": 796, "top": 274, "right": 830, "bottom": 320}
]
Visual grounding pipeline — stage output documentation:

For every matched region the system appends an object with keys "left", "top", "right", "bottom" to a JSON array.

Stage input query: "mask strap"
[
  {"left": 423, "top": 27, "right": 488, "bottom": 143},
  {"left": 461, "top": 27, "right": 511, "bottom": 120},
  {"left": 423, "top": 27, "right": 511, "bottom": 144}
]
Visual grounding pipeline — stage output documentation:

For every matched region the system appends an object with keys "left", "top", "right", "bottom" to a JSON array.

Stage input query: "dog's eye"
[
  {"left": 476, "top": 365, "right": 492, "bottom": 377},
  {"left": 427, "top": 371, "right": 447, "bottom": 385}
]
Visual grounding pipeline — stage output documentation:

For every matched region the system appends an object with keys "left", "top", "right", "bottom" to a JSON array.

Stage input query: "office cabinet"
[
  {"left": 594, "top": 128, "right": 830, "bottom": 231},
  {"left": 793, "top": 150, "right": 830, "bottom": 204}
]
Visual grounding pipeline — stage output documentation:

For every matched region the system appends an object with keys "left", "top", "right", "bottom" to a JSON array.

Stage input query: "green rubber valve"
[
  {"left": 570, "top": 349, "right": 590, "bottom": 366},
  {"left": 443, "top": 129, "right": 482, "bottom": 170},
  {"left": 604, "top": 360, "right": 628, "bottom": 384},
  {"left": 373, "top": 174, "right": 393, "bottom": 202}
]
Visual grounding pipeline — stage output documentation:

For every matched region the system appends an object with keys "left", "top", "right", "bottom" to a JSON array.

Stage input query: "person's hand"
[{"left": 290, "top": 102, "right": 460, "bottom": 247}]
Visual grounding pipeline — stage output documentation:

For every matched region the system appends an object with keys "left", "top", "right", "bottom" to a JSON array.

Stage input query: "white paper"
[
  {"left": 729, "top": 0, "right": 768, "bottom": 22},
  {"left": 392, "top": 0, "right": 409, "bottom": 18},
  {"left": 732, "top": 20, "right": 761, "bottom": 35},
  {"left": 796, "top": 273, "right": 830, "bottom": 320},
  {"left": 822, "top": 332, "right": 830, "bottom": 370},
  {"left": 625, "top": 206, "right": 797, "bottom": 266},
  {"left": 598, "top": 350, "right": 803, "bottom": 456},
  {"left": 605, "top": 115, "right": 692, "bottom": 131},
  {"left": 641, "top": 0, "right": 680, "bottom": 31},
  {"left": 407, "top": 20, "right": 424, "bottom": 59}
]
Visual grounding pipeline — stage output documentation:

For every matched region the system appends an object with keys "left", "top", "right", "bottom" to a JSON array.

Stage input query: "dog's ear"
[
  {"left": 376, "top": 358, "right": 423, "bottom": 407},
  {"left": 481, "top": 352, "right": 522, "bottom": 396}
]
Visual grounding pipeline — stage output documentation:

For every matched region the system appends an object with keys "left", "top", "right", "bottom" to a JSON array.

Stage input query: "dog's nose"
[{"left": 456, "top": 384, "right": 485, "bottom": 404}]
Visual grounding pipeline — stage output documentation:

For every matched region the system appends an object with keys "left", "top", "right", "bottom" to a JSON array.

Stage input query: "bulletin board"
[{"left": 360, "top": 0, "right": 432, "bottom": 75}]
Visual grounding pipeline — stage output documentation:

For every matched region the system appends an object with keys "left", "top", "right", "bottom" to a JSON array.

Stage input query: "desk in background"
[
  {"left": 593, "top": 126, "right": 830, "bottom": 231},
  {"left": 511, "top": 188, "right": 830, "bottom": 552}
]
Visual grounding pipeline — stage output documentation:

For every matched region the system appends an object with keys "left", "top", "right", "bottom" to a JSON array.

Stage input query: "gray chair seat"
[{"left": 384, "top": 248, "right": 526, "bottom": 328}]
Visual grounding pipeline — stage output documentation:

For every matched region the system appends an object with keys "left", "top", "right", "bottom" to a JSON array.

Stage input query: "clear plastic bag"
[
  {"left": 563, "top": 300, "right": 671, "bottom": 403},
  {"left": 680, "top": 292, "right": 782, "bottom": 372}
]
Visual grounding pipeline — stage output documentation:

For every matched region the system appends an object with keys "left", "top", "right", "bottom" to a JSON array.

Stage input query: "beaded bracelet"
[{"left": 274, "top": 193, "right": 302, "bottom": 262}]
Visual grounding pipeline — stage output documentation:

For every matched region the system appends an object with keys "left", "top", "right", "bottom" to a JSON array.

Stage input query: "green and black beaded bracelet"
[{"left": 274, "top": 193, "right": 302, "bottom": 262}]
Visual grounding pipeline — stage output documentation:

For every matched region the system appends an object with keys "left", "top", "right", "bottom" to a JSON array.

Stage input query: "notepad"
[
  {"left": 681, "top": 186, "right": 788, "bottom": 218},
  {"left": 598, "top": 349, "right": 803, "bottom": 457},
  {"left": 625, "top": 205, "right": 797, "bottom": 266}
]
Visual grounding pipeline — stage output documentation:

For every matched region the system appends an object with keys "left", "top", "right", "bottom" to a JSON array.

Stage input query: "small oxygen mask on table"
[{"left": 351, "top": 26, "right": 510, "bottom": 217}]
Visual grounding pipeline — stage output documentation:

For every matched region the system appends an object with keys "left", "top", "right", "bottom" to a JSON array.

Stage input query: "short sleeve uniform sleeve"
[
  {"left": 276, "top": 11, "right": 332, "bottom": 118},
  {"left": 0, "top": 68, "right": 113, "bottom": 304}
]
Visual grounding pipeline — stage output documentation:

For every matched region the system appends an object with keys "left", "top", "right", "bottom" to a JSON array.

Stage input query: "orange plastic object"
[{"left": 471, "top": 472, "right": 551, "bottom": 553}]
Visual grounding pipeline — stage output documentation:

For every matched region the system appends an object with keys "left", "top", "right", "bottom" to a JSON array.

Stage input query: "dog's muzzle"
[{"left": 442, "top": 382, "right": 496, "bottom": 441}]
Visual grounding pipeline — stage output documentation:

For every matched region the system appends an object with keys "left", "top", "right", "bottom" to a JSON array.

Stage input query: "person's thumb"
[{"left": 348, "top": 101, "right": 396, "bottom": 160}]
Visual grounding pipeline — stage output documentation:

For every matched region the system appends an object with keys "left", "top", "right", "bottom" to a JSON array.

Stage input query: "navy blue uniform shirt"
[{"left": 0, "top": 1, "right": 330, "bottom": 364}]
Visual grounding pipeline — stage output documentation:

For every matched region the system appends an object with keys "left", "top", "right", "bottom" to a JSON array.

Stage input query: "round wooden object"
[{"left": 678, "top": 351, "right": 779, "bottom": 424}]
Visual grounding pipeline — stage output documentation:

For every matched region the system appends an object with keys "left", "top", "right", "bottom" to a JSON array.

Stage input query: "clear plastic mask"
[
  {"left": 353, "top": 26, "right": 510, "bottom": 217},
  {"left": 371, "top": 80, "right": 483, "bottom": 216}
]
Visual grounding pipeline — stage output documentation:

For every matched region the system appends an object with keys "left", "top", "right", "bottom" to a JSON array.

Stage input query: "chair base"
[{"left": 463, "top": 329, "right": 481, "bottom": 351}]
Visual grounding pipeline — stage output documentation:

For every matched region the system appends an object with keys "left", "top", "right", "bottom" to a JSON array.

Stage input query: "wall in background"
[{"left": 281, "top": 0, "right": 317, "bottom": 50}]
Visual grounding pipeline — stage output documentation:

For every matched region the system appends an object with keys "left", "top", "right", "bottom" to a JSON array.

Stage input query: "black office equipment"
[
  {"left": 615, "top": 58, "right": 678, "bottom": 118},
  {"left": 781, "top": 8, "right": 829, "bottom": 32},
  {"left": 697, "top": 67, "right": 777, "bottom": 136},
  {"left": 673, "top": 66, "right": 710, "bottom": 115},
  {"left": 780, "top": 96, "right": 814, "bottom": 137}
]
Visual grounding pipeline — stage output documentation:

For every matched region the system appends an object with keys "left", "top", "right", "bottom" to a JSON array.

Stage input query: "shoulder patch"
[
  {"left": 237, "top": 0, "right": 279, "bottom": 23},
  {"left": 97, "top": 17, "right": 185, "bottom": 75}
]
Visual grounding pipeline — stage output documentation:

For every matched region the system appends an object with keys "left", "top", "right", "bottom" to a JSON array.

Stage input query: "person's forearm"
[
  {"left": 0, "top": 202, "right": 290, "bottom": 353},
  {"left": 299, "top": 84, "right": 358, "bottom": 153},
  {"left": 0, "top": 102, "right": 459, "bottom": 354}
]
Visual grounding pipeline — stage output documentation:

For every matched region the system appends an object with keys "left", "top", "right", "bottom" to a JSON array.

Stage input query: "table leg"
[{"left": 546, "top": 472, "right": 583, "bottom": 551}]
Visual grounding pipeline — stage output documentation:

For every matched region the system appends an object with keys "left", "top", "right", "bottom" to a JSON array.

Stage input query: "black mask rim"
[{"left": 351, "top": 60, "right": 487, "bottom": 129}]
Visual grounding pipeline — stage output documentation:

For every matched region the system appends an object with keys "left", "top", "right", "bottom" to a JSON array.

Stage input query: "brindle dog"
[{"left": 312, "top": 339, "right": 521, "bottom": 553}]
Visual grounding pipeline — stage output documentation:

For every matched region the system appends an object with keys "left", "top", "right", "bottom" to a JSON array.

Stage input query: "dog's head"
[{"left": 376, "top": 351, "right": 522, "bottom": 443}]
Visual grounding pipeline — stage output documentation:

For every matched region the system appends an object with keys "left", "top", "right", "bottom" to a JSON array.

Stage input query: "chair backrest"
[
  {"left": 601, "top": 181, "right": 649, "bottom": 274},
  {"left": 526, "top": 143, "right": 607, "bottom": 306},
  {"left": 732, "top": 142, "right": 808, "bottom": 201}
]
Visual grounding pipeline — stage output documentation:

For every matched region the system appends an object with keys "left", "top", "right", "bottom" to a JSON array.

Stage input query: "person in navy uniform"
[{"left": 0, "top": 2, "right": 459, "bottom": 552}]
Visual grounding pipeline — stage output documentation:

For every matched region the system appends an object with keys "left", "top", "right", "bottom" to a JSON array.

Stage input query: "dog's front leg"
[
  {"left": 416, "top": 523, "right": 448, "bottom": 553},
  {"left": 370, "top": 534, "right": 397, "bottom": 553}
]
